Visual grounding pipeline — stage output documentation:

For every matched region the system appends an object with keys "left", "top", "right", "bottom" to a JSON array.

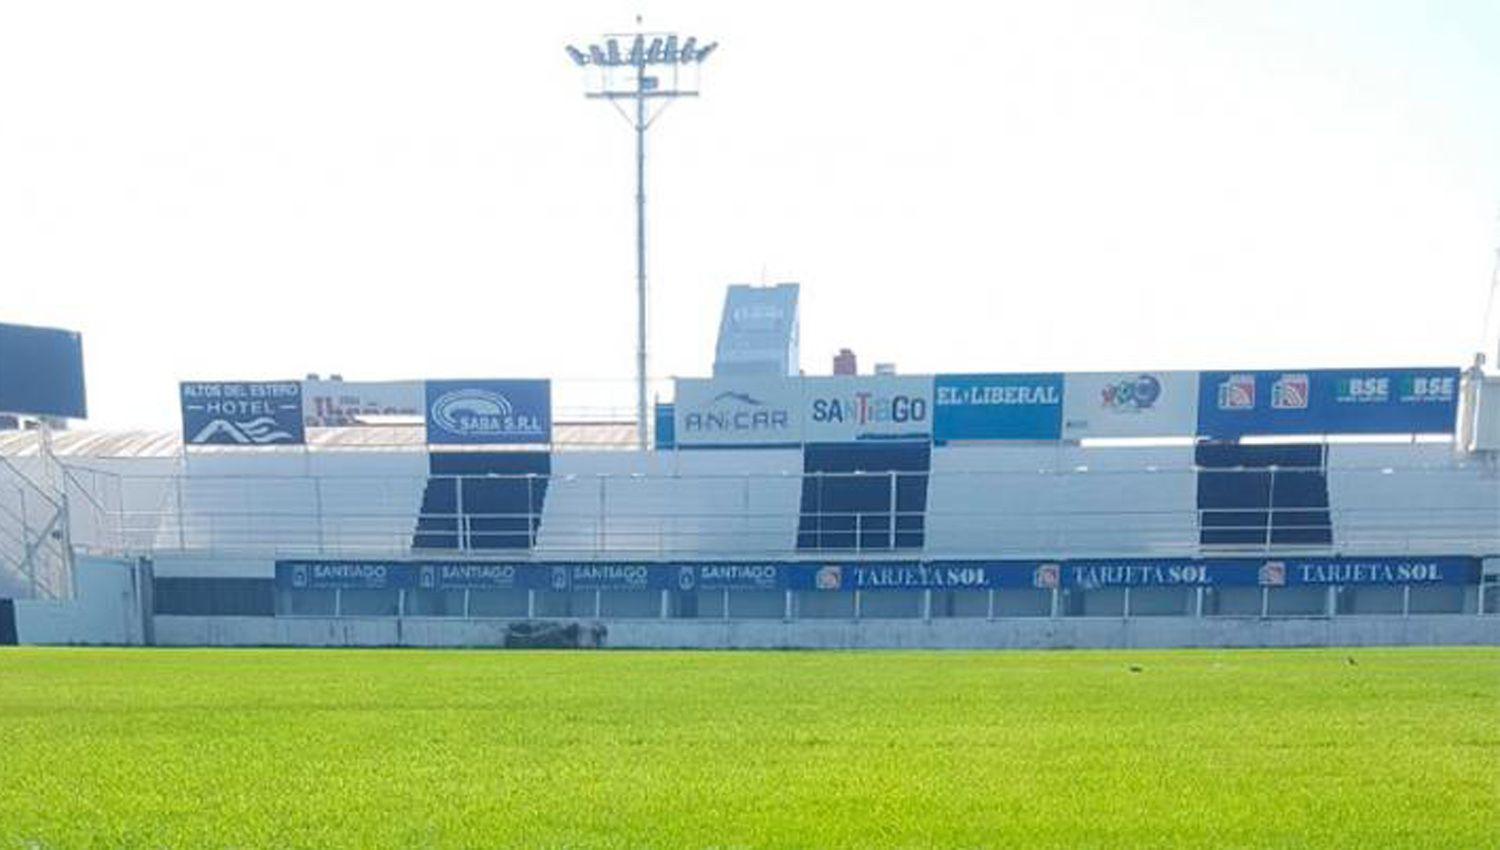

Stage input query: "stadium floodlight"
[{"left": 565, "top": 24, "right": 716, "bottom": 450}]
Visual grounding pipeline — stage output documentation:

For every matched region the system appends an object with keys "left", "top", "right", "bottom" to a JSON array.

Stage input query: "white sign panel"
[
  {"left": 673, "top": 377, "right": 803, "bottom": 446},
  {"left": 1061, "top": 371, "right": 1199, "bottom": 438},
  {"left": 302, "top": 380, "right": 425, "bottom": 427},
  {"left": 802, "top": 375, "right": 933, "bottom": 442}
]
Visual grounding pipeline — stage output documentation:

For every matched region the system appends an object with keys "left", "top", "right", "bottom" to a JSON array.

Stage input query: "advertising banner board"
[
  {"left": 1061, "top": 371, "right": 1198, "bottom": 438},
  {"left": 181, "top": 381, "right": 304, "bottom": 446},
  {"left": 302, "top": 380, "right": 423, "bottom": 427},
  {"left": 273, "top": 556, "right": 1480, "bottom": 594},
  {"left": 673, "top": 377, "right": 802, "bottom": 447},
  {"left": 802, "top": 375, "right": 934, "bottom": 442},
  {"left": 0, "top": 322, "right": 86, "bottom": 418},
  {"left": 933, "top": 373, "right": 1063, "bottom": 442},
  {"left": 1196, "top": 368, "right": 1459, "bottom": 439},
  {"left": 424, "top": 379, "right": 551, "bottom": 445}
]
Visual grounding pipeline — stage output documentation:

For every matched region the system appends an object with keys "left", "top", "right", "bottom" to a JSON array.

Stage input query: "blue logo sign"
[
  {"left": 1197, "top": 368, "right": 1459, "bottom": 439},
  {"left": 933, "top": 374, "right": 1063, "bottom": 442},
  {"left": 181, "top": 381, "right": 304, "bottom": 446},
  {"left": 424, "top": 380, "right": 551, "bottom": 445}
]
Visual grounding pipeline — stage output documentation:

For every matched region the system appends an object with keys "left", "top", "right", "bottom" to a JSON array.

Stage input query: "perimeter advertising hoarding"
[
  {"left": 1061, "top": 371, "right": 1198, "bottom": 438},
  {"left": 1196, "top": 368, "right": 1460, "bottom": 439},
  {"left": 274, "top": 557, "right": 1480, "bottom": 592},
  {"left": 802, "top": 375, "right": 933, "bottom": 442},
  {"left": 180, "top": 381, "right": 304, "bottom": 446},
  {"left": 673, "top": 377, "right": 802, "bottom": 447},
  {"left": 276, "top": 561, "right": 417, "bottom": 590},
  {"left": 424, "top": 379, "right": 551, "bottom": 445},
  {"left": 302, "top": 380, "right": 423, "bottom": 427},
  {"left": 933, "top": 373, "right": 1063, "bottom": 442},
  {"left": 0, "top": 322, "right": 86, "bottom": 418}
]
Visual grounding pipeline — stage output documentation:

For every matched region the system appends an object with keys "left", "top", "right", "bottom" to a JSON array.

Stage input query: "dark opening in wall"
[
  {"left": 413, "top": 452, "right": 551, "bottom": 551},
  {"left": 1195, "top": 443, "right": 1331, "bottom": 547},
  {"left": 797, "top": 442, "right": 930, "bottom": 551}
]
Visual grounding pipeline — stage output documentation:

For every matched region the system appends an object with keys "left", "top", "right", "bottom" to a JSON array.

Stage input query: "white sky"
[{"left": 2, "top": 0, "right": 1498, "bottom": 429}]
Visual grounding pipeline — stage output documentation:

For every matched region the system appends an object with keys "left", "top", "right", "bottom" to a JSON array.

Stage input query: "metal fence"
[
  {"left": 0, "top": 456, "right": 74, "bottom": 599},
  {"left": 53, "top": 463, "right": 1500, "bottom": 561}
]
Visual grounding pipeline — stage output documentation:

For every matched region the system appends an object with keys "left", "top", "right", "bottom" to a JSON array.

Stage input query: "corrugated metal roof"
[{"left": 0, "top": 421, "right": 642, "bottom": 457}]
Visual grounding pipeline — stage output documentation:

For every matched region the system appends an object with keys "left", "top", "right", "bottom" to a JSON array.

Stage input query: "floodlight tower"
[{"left": 566, "top": 29, "right": 717, "bottom": 449}]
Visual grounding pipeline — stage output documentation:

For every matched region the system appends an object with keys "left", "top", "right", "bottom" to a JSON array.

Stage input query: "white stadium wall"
[
  {"left": 925, "top": 444, "right": 1199, "bottom": 557},
  {"left": 6, "top": 430, "right": 1499, "bottom": 648},
  {"left": 537, "top": 449, "right": 802, "bottom": 557},
  {"left": 14, "top": 556, "right": 148, "bottom": 645}
]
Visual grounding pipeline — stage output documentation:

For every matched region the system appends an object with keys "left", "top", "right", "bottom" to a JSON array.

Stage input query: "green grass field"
[{"left": 0, "top": 648, "right": 1496, "bottom": 849}]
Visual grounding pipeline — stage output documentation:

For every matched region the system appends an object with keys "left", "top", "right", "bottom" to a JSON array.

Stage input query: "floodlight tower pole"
[
  {"left": 566, "top": 31, "right": 716, "bottom": 450},
  {"left": 633, "top": 65, "right": 647, "bottom": 452}
]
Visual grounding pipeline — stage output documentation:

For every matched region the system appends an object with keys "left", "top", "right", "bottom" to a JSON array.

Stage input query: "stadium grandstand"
[{"left": 2, "top": 296, "right": 1499, "bottom": 650}]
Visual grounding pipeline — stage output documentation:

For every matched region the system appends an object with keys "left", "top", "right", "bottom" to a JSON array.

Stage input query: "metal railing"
[
  {"left": 51, "top": 462, "right": 1500, "bottom": 561},
  {"left": 0, "top": 456, "right": 74, "bottom": 599}
]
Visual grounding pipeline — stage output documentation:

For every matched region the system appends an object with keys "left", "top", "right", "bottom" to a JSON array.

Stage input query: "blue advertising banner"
[
  {"left": 181, "top": 381, "right": 304, "bottom": 446},
  {"left": 933, "top": 374, "right": 1064, "bottom": 442},
  {"left": 1196, "top": 368, "right": 1459, "bottom": 439},
  {"left": 680, "top": 563, "right": 787, "bottom": 591},
  {"left": 416, "top": 563, "right": 526, "bottom": 590},
  {"left": 274, "top": 556, "right": 1481, "bottom": 594},
  {"left": 0, "top": 322, "right": 87, "bottom": 419},
  {"left": 276, "top": 561, "right": 417, "bottom": 590},
  {"left": 554, "top": 563, "right": 667, "bottom": 591},
  {"left": 1062, "top": 559, "right": 1256, "bottom": 589},
  {"left": 425, "top": 379, "right": 551, "bottom": 445},
  {"left": 1266, "top": 556, "right": 1477, "bottom": 587},
  {"left": 787, "top": 562, "right": 1043, "bottom": 591}
]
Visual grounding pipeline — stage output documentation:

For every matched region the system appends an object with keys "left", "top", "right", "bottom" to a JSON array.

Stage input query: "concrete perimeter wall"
[
  {"left": 153, "top": 614, "right": 1500, "bottom": 650},
  {"left": 15, "top": 556, "right": 149, "bottom": 645}
]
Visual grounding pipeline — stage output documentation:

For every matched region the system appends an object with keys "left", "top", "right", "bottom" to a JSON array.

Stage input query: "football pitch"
[{"left": 0, "top": 647, "right": 1495, "bottom": 849}]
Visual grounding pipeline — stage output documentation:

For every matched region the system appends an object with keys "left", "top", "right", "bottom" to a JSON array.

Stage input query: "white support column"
[
  {"left": 784, "top": 589, "right": 794, "bottom": 622},
  {"left": 923, "top": 589, "right": 932, "bottom": 622},
  {"left": 888, "top": 472, "right": 897, "bottom": 550},
  {"left": 174, "top": 476, "right": 187, "bottom": 550},
  {"left": 987, "top": 589, "right": 996, "bottom": 621},
  {"left": 455, "top": 476, "right": 466, "bottom": 552}
]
